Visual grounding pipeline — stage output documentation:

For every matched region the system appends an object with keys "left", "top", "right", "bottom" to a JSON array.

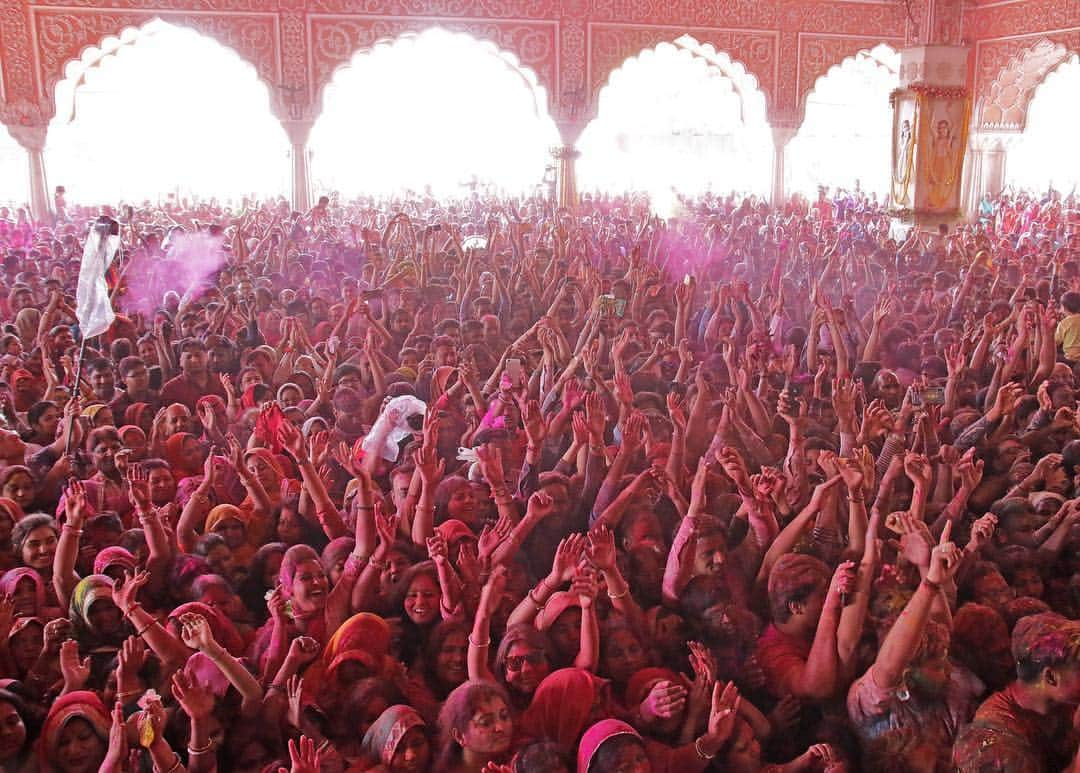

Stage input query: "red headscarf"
[
  {"left": 124, "top": 402, "right": 152, "bottom": 431},
  {"left": 164, "top": 432, "right": 200, "bottom": 480},
  {"left": 0, "top": 568, "right": 45, "bottom": 617},
  {"left": 322, "top": 612, "right": 391, "bottom": 680},
  {"left": 0, "top": 497, "right": 25, "bottom": 524},
  {"left": 521, "top": 668, "right": 609, "bottom": 751},
  {"left": 38, "top": 691, "right": 109, "bottom": 771},
  {"left": 576, "top": 719, "right": 641, "bottom": 773},
  {"left": 169, "top": 601, "right": 245, "bottom": 657}
]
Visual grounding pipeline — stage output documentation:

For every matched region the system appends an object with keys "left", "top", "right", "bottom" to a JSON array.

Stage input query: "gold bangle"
[
  {"left": 468, "top": 635, "right": 490, "bottom": 648},
  {"left": 607, "top": 587, "right": 630, "bottom": 600}
]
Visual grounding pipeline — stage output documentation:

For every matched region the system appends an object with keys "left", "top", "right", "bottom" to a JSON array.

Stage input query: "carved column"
[
  {"left": 888, "top": 45, "right": 971, "bottom": 224},
  {"left": 551, "top": 145, "right": 580, "bottom": 210},
  {"left": 553, "top": 119, "right": 586, "bottom": 210},
  {"left": 7, "top": 124, "right": 50, "bottom": 222},
  {"left": 964, "top": 131, "right": 1015, "bottom": 212},
  {"left": 770, "top": 125, "right": 798, "bottom": 207},
  {"left": 282, "top": 119, "right": 314, "bottom": 213}
]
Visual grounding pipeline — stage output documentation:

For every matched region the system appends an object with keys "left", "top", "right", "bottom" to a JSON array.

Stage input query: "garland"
[{"left": 889, "top": 83, "right": 969, "bottom": 107}]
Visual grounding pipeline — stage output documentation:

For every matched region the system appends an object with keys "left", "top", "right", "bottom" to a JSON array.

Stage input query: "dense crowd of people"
[{"left": 0, "top": 184, "right": 1073, "bottom": 772}]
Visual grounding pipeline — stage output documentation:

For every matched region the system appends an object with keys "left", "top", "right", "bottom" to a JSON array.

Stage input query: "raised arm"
[
  {"left": 869, "top": 524, "right": 962, "bottom": 689},
  {"left": 179, "top": 613, "right": 264, "bottom": 718},
  {"left": 53, "top": 479, "right": 88, "bottom": 608}
]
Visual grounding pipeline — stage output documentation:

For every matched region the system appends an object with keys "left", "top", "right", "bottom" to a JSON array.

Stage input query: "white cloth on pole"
[{"left": 76, "top": 228, "right": 120, "bottom": 339}]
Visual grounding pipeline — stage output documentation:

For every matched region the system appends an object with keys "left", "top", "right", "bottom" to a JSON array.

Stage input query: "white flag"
[{"left": 75, "top": 225, "right": 120, "bottom": 339}]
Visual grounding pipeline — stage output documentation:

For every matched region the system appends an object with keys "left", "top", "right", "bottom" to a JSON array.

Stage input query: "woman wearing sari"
[
  {"left": 254, "top": 542, "right": 366, "bottom": 681},
  {"left": 354, "top": 704, "right": 432, "bottom": 773},
  {"left": 163, "top": 432, "right": 203, "bottom": 483},
  {"left": 36, "top": 690, "right": 109, "bottom": 773},
  {"left": 0, "top": 567, "right": 46, "bottom": 618},
  {"left": 0, "top": 497, "right": 24, "bottom": 571},
  {"left": 68, "top": 575, "right": 126, "bottom": 655}
]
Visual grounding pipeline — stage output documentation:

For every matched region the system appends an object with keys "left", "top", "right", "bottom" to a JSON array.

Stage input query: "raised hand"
[
  {"left": 828, "top": 560, "right": 857, "bottom": 599},
  {"left": 586, "top": 525, "right": 617, "bottom": 572},
  {"left": 571, "top": 411, "right": 589, "bottom": 446},
  {"left": 286, "top": 674, "right": 304, "bottom": 730},
  {"left": 837, "top": 456, "right": 864, "bottom": 492},
  {"left": 267, "top": 585, "right": 288, "bottom": 624},
  {"left": 285, "top": 735, "right": 322, "bottom": 773},
  {"left": 903, "top": 451, "right": 933, "bottom": 489},
  {"left": 277, "top": 421, "right": 307, "bottom": 462},
  {"left": 373, "top": 506, "right": 401, "bottom": 559},
  {"left": 687, "top": 641, "right": 717, "bottom": 718},
  {"left": 127, "top": 465, "right": 151, "bottom": 512},
  {"left": 717, "top": 446, "right": 751, "bottom": 493},
  {"left": 522, "top": 400, "right": 547, "bottom": 448},
  {"left": 705, "top": 681, "right": 741, "bottom": 748},
  {"left": 171, "top": 670, "right": 216, "bottom": 721},
  {"left": 477, "top": 514, "right": 513, "bottom": 563},
  {"left": 965, "top": 513, "right": 998, "bottom": 554},
  {"left": 898, "top": 515, "right": 934, "bottom": 572},
  {"left": 585, "top": 391, "right": 606, "bottom": 441},
  {"left": 526, "top": 490, "right": 556, "bottom": 521},
  {"left": 117, "top": 635, "right": 147, "bottom": 689},
  {"left": 112, "top": 570, "right": 150, "bottom": 615},
  {"left": 63, "top": 478, "right": 89, "bottom": 529},
  {"left": 956, "top": 449, "right": 984, "bottom": 491},
  {"left": 474, "top": 444, "right": 505, "bottom": 491},
  {"left": 926, "top": 521, "right": 963, "bottom": 585},
  {"left": 640, "top": 679, "right": 688, "bottom": 721},
  {"left": 413, "top": 444, "right": 445, "bottom": 488},
  {"left": 226, "top": 434, "right": 246, "bottom": 473},
  {"left": 286, "top": 636, "right": 320, "bottom": 667},
  {"left": 478, "top": 564, "right": 508, "bottom": 617},
  {"left": 549, "top": 533, "right": 587, "bottom": 584},
  {"left": 42, "top": 618, "right": 73, "bottom": 656},
  {"left": 426, "top": 532, "right": 449, "bottom": 565},
  {"left": 179, "top": 612, "right": 219, "bottom": 653},
  {"left": 105, "top": 701, "right": 128, "bottom": 768},
  {"left": 59, "top": 638, "right": 91, "bottom": 690},
  {"left": 571, "top": 566, "right": 600, "bottom": 609},
  {"left": 666, "top": 391, "right": 688, "bottom": 434}
]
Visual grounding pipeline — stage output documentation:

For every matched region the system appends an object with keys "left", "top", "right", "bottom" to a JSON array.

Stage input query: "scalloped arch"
[
  {"left": 799, "top": 43, "right": 899, "bottom": 127},
  {"left": 977, "top": 38, "right": 1073, "bottom": 132},
  {"left": 591, "top": 35, "right": 768, "bottom": 128},
  {"left": 51, "top": 18, "right": 279, "bottom": 126},
  {"left": 35, "top": 13, "right": 280, "bottom": 123},
  {"left": 310, "top": 23, "right": 556, "bottom": 121}
]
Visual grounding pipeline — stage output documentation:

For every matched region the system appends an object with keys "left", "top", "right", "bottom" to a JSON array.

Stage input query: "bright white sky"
[
  {"left": 0, "top": 24, "right": 1066, "bottom": 209},
  {"left": 0, "top": 129, "right": 29, "bottom": 209},
  {"left": 1006, "top": 54, "right": 1080, "bottom": 195},
  {"left": 310, "top": 28, "right": 559, "bottom": 198},
  {"left": 786, "top": 45, "right": 899, "bottom": 201},
  {"left": 577, "top": 41, "right": 773, "bottom": 207},
  {"left": 45, "top": 20, "right": 289, "bottom": 205}
]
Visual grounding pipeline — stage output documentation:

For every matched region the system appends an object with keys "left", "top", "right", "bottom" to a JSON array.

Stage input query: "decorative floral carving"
[
  {"left": 588, "top": 24, "right": 777, "bottom": 108},
  {"left": 309, "top": 16, "right": 556, "bottom": 109},
  {"left": 0, "top": 0, "right": 1070, "bottom": 142},
  {"left": 796, "top": 35, "right": 903, "bottom": 123},
  {"left": 976, "top": 34, "right": 1080, "bottom": 131},
  {"left": 31, "top": 9, "right": 278, "bottom": 99}
]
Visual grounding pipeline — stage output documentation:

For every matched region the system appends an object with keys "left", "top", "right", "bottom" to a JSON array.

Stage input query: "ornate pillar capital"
[
  {"left": 281, "top": 119, "right": 315, "bottom": 149},
  {"left": 6, "top": 123, "right": 48, "bottom": 153}
]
